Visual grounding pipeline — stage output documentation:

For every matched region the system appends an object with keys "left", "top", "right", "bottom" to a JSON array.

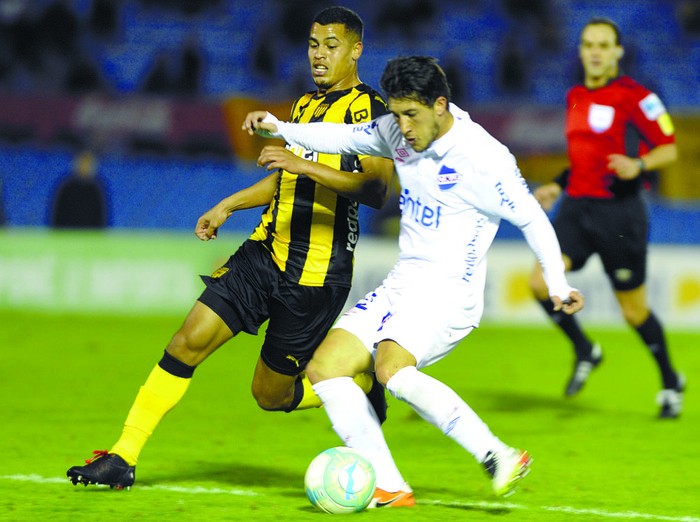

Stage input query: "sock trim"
[{"left": 158, "top": 350, "right": 196, "bottom": 378}]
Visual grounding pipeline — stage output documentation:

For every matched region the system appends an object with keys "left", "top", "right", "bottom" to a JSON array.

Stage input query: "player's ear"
[
  {"left": 434, "top": 96, "right": 449, "bottom": 115},
  {"left": 616, "top": 46, "right": 624, "bottom": 59},
  {"left": 352, "top": 40, "right": 363, "bottom": 61}
]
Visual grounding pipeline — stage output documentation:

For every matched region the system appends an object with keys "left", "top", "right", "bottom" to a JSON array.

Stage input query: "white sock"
[
  {"left": 312, "top": 376, "right": 407, "bottom": 492},
  {"left": 386, "top": 366, "right": 507, "bottom": 462}
]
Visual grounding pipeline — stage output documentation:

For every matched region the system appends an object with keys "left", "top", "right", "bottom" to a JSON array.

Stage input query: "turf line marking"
[
  {"left": 1, "top": 474, "right": 257, "bottom": 496},
  {"left": 3, "top": 475, "right": 696, "bottom": 522},
  {"left": 422, "top": 500, "right": 700, "bottom": 522}
]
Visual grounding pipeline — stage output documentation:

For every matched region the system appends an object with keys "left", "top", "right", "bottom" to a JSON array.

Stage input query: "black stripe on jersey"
[
  {"left": 282, "top": 89, "right": 359, "bottom": 282},
  {"left": 283, "top": 174, "right": 317, "bottom": 283},
  {"left": 260, "top": 175, "right": 282, "bottom": 253}
]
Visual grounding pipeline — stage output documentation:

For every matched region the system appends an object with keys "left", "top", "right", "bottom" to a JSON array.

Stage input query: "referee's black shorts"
[
  {"left": 553, "top": 195, "right": 649, "bottom": 291},
  {"left": 198, "top": 239, "right": 350, "bottom": 376}
]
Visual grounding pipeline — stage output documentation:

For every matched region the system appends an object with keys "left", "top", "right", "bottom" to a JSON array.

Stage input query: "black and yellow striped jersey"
[{"left": 249, "top": 83, "right": 387, "bottom": 288}]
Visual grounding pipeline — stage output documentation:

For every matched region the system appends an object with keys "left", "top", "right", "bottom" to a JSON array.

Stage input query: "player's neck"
[
  {"left": 435, "top": 111, "right": 455, "bottom": 142},
  {"left": 317, "top": 73, "right": 361, "bottom": 95},
  {"left": 585, "top": 70, "right": 618, "bottom": 89}
]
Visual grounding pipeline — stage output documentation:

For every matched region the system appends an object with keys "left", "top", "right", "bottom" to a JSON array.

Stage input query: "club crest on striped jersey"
[{"left": 437, "top": 165, "right": 460, "bottom": 190}]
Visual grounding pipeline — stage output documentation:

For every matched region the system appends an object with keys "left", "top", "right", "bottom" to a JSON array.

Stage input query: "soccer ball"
[{"left": 304, "top": 447, "right": 376, "bottom": 514}]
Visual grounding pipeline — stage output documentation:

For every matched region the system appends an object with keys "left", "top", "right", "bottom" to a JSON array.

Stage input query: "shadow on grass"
[
  {"left": 470, "top": 390, "right": 602, "bottom": 416},
  {"left": 139, "top": 461, "right": 305, "bottom": 493}
]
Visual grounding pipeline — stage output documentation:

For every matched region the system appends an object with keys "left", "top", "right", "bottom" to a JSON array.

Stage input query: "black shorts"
[
  {"left": 553, "top": 195, "right": 648, "bottom": 291},
  {"left": 198, "top": 240, "right": 350, "bottom": 376}
]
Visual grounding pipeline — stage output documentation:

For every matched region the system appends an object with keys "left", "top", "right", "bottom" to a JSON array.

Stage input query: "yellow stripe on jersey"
[{"left": 250, "top": 84, "right": 387, "bottom": 287}]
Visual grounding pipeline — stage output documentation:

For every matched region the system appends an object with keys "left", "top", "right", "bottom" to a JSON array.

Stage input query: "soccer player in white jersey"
[{"left": 244, "top": 55, "right": 584, "bottom": 507}]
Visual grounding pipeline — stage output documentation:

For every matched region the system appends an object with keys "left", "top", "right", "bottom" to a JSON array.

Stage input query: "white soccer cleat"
[
  {"left": 482, "top": 447, "right": 532, "bottom": 497},
  {"left": 657, "top": 371, "right": 686, "bottom": 419}
]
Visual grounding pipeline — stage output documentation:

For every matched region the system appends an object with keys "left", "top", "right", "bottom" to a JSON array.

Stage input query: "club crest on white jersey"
[{"left": 437, "top": 165, "right": 460, "bottom": 190}]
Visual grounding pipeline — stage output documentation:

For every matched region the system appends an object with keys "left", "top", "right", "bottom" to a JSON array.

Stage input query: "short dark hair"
[
  {"left": 312, "top": 6, "right": 364, "bottom": 42},
  {"left": 380, "top": 55, "right": 451, "bottom": 106},
  {"left": 584, "top": 16, "right": 622, "bottom": 46}
]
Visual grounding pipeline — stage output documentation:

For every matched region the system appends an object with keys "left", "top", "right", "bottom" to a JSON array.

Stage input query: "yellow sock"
[
  {"left": 296, "top": 371, "right": 321, "bottom": 410},
  {"left": 294, "top": 371, "right": 374, "bottom": 410},
  {"left": 110, "top": 364, "right": 191, "bottom": 466},
  {"left": 353, "top": 372, "right": 374, "bottom": 394}
]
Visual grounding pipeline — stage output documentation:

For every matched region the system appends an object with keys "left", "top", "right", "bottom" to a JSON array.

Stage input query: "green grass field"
[{"left": 2, "top": 311, "right": 698, "bottom": 521}]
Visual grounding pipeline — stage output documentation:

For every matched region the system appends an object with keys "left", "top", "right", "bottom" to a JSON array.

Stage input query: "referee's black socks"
[
  {"left": 635, "top": 312, "right": 678, "bottom": 389},
  {"left": 537, "top": 298, "right": 595, "bottom": 361}
]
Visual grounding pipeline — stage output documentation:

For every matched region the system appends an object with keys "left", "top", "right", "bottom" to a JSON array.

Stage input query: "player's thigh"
[
  {"left": 261, "top": 282, "right": 350, "bottom": 377},
  {"left": 595, "top": 199, "right": 648, "bottom": 291},
  {"left": 166, "top": 300, "right": 234, "bottom": 366},
  {"left": 250, "top": 356, "right": 297, "bottom": 407},
  {"left": 552, "top": 197, "right": 594, "bottom": 271},
  {"left": 307, "top": 328, "right": 375, "bottom": 383}
]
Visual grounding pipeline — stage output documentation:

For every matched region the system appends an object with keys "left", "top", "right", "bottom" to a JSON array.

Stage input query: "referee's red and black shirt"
[{"left": 565, "top": 75, "right": 675, "bottom": 199}]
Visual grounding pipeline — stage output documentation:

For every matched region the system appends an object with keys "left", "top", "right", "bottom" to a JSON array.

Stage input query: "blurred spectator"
[
  {"left": 142, "top": 37, "right": 204, "bottom": 97},
  {"left": 375, "top": 0, "right": 436, "bottom": 39},
  {"left": 50, "top": 150, "right": 109, "bottom": 229},
  {"left": 501, "top": 0, "right": 562, "bottom": 52},
  {"left": 88, "top": 0, "right": 120, "bottom": 39},
  {"left": 497, "top": 32, "right": 529, "bottom": 95},
  {"left": 677, "top": 0, "right": 700, "bottom": 36},
  {"left": 39, "top": 0, "right": 79, "bottom": 56},
  {"left": 277, "top": 0, "right": 330, "bottom": 44},
  {"left": 64, "top": 53, "right": 108, "bottom": 93},
  {"left": 442, "top": 51, "right": 469, "bottom": 105}
]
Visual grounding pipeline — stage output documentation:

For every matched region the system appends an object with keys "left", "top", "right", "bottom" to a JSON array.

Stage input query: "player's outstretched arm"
[
  {"left": 195, "top": 173, "right": 279, "bottom": 240},
  {"left": 242, "top": 111, "right": 279, "bottom": 137},
  {"left": 256, "top": 146, "right": 394, "bottom": 209}
]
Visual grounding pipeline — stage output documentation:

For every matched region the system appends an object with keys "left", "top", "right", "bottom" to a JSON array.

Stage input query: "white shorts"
[{"left": 333, "top": 282, "right": 476, "bottom": 370}]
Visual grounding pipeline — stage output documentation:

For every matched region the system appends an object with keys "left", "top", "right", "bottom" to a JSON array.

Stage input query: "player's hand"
[
  {"left": 195, "top": 203, "right": 232, "bottom": 241},
  {"left": 242, "top": 111, "right": 279, "bottom": 136},
  {"left": 607, "top": 154, "right": 642, "bottom": 180},
  {"left": 551, "top": 290, "right": 584, "bottom": 315},
  {"left": 533, "top": 183, "right": 561, "bottom": 211},
  {"left": 257, "top": 146, "right": 307, "bottom": 173}
]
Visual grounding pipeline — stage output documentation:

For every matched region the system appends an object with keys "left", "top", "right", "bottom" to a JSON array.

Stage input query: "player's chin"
[{"left": 313, "top": 79, "right": 332, "bottom": 90}]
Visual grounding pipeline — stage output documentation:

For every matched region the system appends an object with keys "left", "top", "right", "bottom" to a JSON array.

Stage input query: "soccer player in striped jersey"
[
  {"left": 528, "top": 17, "right": 684, "bottom": 418},
  {"left": 67, "top": 6, "right": 394, "bottom": 489}
]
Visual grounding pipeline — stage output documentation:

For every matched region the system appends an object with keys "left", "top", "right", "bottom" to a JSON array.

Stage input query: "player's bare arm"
[
  {"left": 195, "top": 172, "right": 279, "bottom": 240},
  {"left": 257, "top": 146, "right": 393, "bottom": 209},
  {"left": 607, "top": 143, "right": 678, "bottom": 180},
  {"left": 533, "top": 183, "right": 562, "bottom": 211},
  {"left": 242, "top": 111, "right": 279, "bottom": 136}
]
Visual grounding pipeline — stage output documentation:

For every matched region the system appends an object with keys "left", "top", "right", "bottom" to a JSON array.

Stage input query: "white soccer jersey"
[{"left": 267, "top": 105, "right": 574, "bottom": 362}]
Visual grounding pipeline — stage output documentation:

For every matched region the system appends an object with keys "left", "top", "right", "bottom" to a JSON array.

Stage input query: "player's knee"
[
  {"left": 306, "top": 357, "right": 337, "bottom": 385},
  {"left": 621, "top": 306, "right": 649, "bottom": 328},
  {"left": 376, "top": 364, "right": 403, "bottom": 387},
  {"left": 166, "top": 327, "right": 209, "bottom": 366},
  {"left": 252, "top": 390, "right": 288, "bottom": 411}
]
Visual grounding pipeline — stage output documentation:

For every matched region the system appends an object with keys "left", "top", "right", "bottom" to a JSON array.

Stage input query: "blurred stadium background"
[{"left": 1, "top": 0, "right": 699, "bottom": 327}]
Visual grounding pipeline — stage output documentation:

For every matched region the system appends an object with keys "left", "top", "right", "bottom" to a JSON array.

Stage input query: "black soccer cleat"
[
  {"left": 67, "top": 451, "right": 135, "bottom": 489},
  {"left": 366, "top": 372, "right": 388, "bottom": 425},
  {"left": 565, "top": 343, "right": 603, "bottom": 396}
]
